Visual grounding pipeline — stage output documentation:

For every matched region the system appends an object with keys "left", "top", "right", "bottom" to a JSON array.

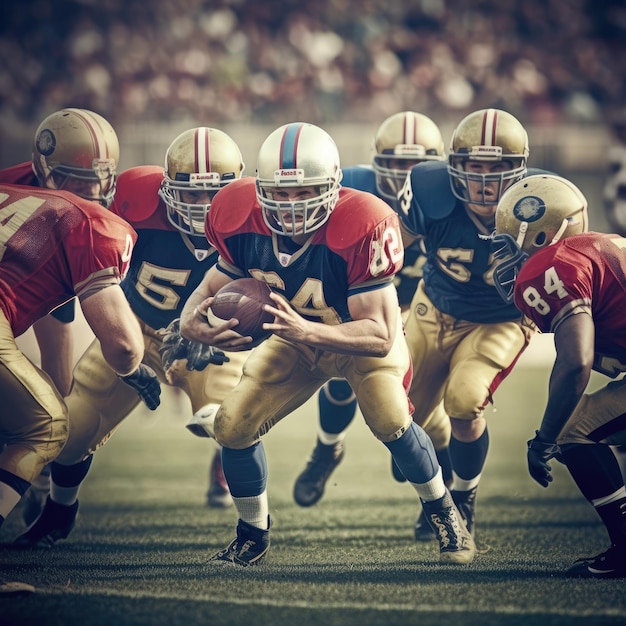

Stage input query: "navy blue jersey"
[
  {"left": 208, "top": 179, "right": 403, "bottom": 326},
  {"left": 111, "top": 166, "right": 218, "bottom": 330},
  {"left": 342, "top": 164, "right": 424, "bottom": 307},
  {"left": 398, "top": 161, "right": 548, "bottom": 323}
]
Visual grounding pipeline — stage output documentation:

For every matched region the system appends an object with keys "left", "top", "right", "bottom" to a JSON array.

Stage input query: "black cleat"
[
  {"left": 566, "top": 545, "right": 626, "bottom": 579},
  {"left": 451, "top": 487, "right": 478, "bottom": 537},
  {"left": 13, "top": 497, "right": 78, "bottom": 549},
  {"left": 421, "top": 490, "right": 475, "bottom": 564},
  {"left": 210, "top": 518, "right": 270, "bottom": 567},
  {"left": 414, "top": 507, "right": 436, "bottom": 542},
  {"left": 293, "top": 440, "right": 344, "bottom": 507}
]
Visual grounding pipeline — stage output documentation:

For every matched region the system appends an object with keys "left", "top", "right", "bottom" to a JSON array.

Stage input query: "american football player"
[
  {"left": 492, "top": 174, "right": 626, "bottom": 579},
  {"left": 0, "top": 108, "right": 122, "bottom": 525},
  {"left": 179, "top": 122, "right": 475, "bottom": 567},
  {"left": 13, "top": 127, "right": 242, "bottom": 549},
  {"left": 396, "top": 109, "right": 545, "bottom": 542},
  {"left": 293, "top": 112, "right": 454, "bottom": 533},
  {"left": 0, "top": 180, "right": 158, "bottom": 590}
]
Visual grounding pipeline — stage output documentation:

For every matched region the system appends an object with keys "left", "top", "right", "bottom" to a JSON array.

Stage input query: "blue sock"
[
  {"left": 384, "top": 422, "right": 439, "bottom": 484},
  {"left": 319, "top": 379, "right": 357, "bottom": 434},
  {"left": 449, "top": 427, "right": 490, "bottom": 481},
  {"left": 221, "top": 442, "right": 268, "bottom": 498},
  {"left": 51, "top": 455, "right": 93, "bottom": 488}
]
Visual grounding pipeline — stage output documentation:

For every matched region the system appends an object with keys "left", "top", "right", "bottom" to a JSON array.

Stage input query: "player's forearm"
[{"left": 297, "top": 318, "right": 394, "bottom": 357}]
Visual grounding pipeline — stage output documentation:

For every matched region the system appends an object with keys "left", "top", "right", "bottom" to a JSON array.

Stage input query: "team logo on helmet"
[
  {"left": 512, "top": 196, "right": 546, "bottom": 222},
  {"left": 36, "top": 130, "right": 56, "bottom": 156}
]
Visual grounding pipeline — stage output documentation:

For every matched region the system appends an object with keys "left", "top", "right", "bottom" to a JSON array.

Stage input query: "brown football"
[{"left": 208, "top": 278, "right": 274, "bottom": 348}]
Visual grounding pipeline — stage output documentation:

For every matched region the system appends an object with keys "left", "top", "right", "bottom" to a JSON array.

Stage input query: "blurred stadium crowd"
[{"left": 1, "top": 0, "right": 624, "bottom": 128}]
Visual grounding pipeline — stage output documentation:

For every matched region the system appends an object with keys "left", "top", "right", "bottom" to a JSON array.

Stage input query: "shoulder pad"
[
  {"left": 111, "top": 165, "right": 163, "bottom": 222},
  {"left": 325, "top": 188, "right": 394, "bottom": 250},
  {"left": 341, "top": 165, "right": 376, "bottom": 193},
  {"left": 409, "top": 161, "right": 456, "bottom": 220}
]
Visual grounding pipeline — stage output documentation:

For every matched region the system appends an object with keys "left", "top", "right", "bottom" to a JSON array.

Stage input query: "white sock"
[
  {"left": 50, "top": 483, "right": 80, "bottom": 506},
  {"left": 451, "top": 471, "right": 481, "bottom": 491},
  {"left": 232, "top": 492, "right": 269, "bottom": 529},
  {"left": 410, "top": 467, "right": 447, "bottom": 502},
  {"left": 318, "top": 429, "right": 346, "bottom": 446}
]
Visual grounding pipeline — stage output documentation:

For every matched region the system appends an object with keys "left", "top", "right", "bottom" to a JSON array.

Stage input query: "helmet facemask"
[
  {"left": 42, "top": 160, "right": 117, "bottom": 208},
  {"left": 449, "top": 152, "right": 527, "bottom": 207},
  {"left": 160, "top": 173, "right": 230, "bottom": 236},
  {"left": 257, "top": 171, "right": 340, "bottom": 237}
]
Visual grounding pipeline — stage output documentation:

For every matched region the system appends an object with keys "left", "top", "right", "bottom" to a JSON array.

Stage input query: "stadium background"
[{"left": 0, "top": 0, "right": 624, "bottom": 237}]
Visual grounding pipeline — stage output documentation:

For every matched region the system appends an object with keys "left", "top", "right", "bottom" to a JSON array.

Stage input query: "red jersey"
[
  {"left": 515, "top": 232, "right": 626, "bottom": 376},
  {"left": 0, "top": 161, "right": 39, "bottom": 186},
  {"left": 0, "top": 183, "right": 136, "bottom": 337},
  {"left": 206, "top": 178, "right": 403, "bottom": 324}
]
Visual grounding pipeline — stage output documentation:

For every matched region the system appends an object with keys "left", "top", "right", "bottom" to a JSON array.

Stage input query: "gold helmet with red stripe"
[
  {"left": 32, "top": 108, "right": 119, "bottom": 207},
  {"left": 159, "top": 127, "right": 244, "bottom": 236},
  {"left": 373, "top": 111, "right": 445, "bottom": 202},
  {"left": 448, "top": 108, "right": 528, "bottom": 206}
]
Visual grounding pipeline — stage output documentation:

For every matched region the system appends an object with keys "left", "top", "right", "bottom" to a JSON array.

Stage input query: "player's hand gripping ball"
[{"left": 207, "top": 278, "right": 274, "bottom": 348}]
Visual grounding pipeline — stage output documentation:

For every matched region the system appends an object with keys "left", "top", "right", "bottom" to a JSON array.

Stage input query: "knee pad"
[{"left": 186, "top": 403, "right": 220, "bottom": 439}]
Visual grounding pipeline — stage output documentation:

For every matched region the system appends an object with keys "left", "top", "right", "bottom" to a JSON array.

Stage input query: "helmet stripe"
[
  {"left": 194, "top": 127, "right": 211, "bottom": 173},
  {"left": 404, "top": 112, "right": 417, "bottom": 144},
  {"left": 68, "top": 108, "right": 109, "bottom": 158},
  {"left": 481, "top": 109, "right": 498, "bottom": 146},
  {"left": 279, "top": 123, "right": 304, "bottom": 168}
]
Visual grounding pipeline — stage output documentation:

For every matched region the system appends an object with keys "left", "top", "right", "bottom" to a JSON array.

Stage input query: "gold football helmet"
[
  {"left": 256, "top": 122, "right": 342, "bottom": 236},
  {"left": 159, "top": 127, "right": 244, "bottom": 236},
  {"left": 448, "top": 108, "right": 528, "bottom": 206},
  {"left": 32, "top": 108, "right": 119, "bottom": 207},
  {"left": 373, "top": 111, "right": 445, "bottom": 202},
  {"left": 492, "top": 174, "right": 589, "bottom": 302}
]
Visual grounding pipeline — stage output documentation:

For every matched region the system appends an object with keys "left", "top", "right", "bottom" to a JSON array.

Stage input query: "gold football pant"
[
  {"left": 404, "top": 281, "right": 534, "bottom": 425},
  {"left": 59, "top": 317, "right": 248, "bottom": 464},
  {"left": 0, "top": 311, "right": 67, "bottom": 483},
  {"left": 214, "top": 310, "right": 414, "bottom": 449}
]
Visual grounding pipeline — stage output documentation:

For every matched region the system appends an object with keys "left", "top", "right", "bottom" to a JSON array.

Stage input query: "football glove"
[
  {"left": 119, "top": 364, "right": 161, "bottom": 410},
  {"left": 527, "top": 431, "right": 561, "bottom": 487},
  {"left": 159, "top": 318, "right": 229, "bottom": 372}
]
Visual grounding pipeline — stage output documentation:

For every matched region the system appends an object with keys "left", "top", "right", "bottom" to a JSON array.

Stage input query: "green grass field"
[{"left": 1, "top": 340, "right": 625, "bottom": 626}]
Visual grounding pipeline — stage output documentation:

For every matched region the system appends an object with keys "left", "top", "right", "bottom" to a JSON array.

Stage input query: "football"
[{"left": 207, "top": 278, "right": 275, "bottom": 348}]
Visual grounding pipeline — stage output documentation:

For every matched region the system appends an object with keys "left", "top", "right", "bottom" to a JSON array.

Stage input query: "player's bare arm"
[
  {"left": 264, "top": 284, "right": 398, "bottom": 357},
  {"left": 537, "top": 313, "right": 595, "bottom": 441},
  {"left": 80, "top": 285, "right": 144, "bottom": 376},
  {"left": 32, "top": 314, "right": 74, "bottom": 396}
]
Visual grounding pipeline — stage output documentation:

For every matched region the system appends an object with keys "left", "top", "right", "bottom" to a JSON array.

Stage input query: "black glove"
[
  {"left": 159, "top": 318, "right": 189, "bottom": 372},
  {"left": 119, "top": 364, "right": 161, "bottom": 410},
  {"left": 158, "top": 318, "right": 229, "bottom": 372},
  {"left": 186, "top": 339, "right": 229, "bottom": 370},
  {"left": 527, "top": 431, "right": 561, "bottom": 487}
]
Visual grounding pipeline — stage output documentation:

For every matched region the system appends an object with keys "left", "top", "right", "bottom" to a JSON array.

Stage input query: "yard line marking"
[{"left": 38, "top": 586, "right": 626, "bottom": 618}]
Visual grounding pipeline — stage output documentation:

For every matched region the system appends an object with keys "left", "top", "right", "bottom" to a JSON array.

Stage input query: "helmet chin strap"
[
  {"left": 550, "top": 218, "right": 569, "bottom": 245},
  {"left": 516, "top": 221, "right": 528, "bottom": 247}
]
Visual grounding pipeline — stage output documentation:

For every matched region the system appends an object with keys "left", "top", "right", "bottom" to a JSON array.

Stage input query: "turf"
[{"left": 1, "top": 352, "right": 625, "bottom": 626}]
